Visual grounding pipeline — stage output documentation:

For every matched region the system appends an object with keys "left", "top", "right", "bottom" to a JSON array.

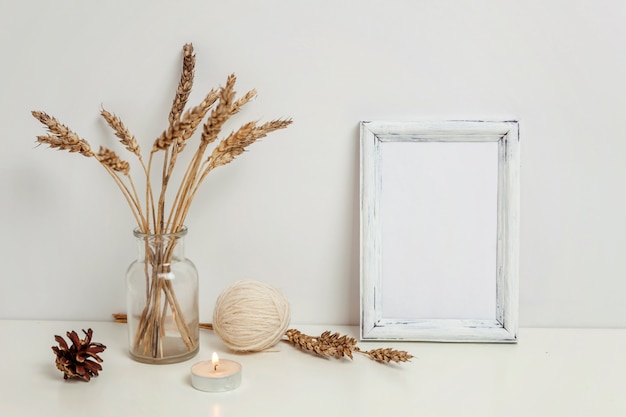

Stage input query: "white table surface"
[{"left": 1, "top": 320, "right": 624, "bottom": 417}]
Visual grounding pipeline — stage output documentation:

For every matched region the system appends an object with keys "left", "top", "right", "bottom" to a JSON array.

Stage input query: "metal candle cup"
[{"left": 191, "top": 353, "right": 242, "bottom": 392}]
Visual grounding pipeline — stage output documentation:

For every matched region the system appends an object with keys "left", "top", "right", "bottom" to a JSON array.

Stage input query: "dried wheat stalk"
[
  {"left": 354, "top": 347, "right": 413, "bottom": 363},
  {"left": 282, "top": 328, "right": 414, "bottom": 363},
  {"left": 169, "top": 43, "right": 195, "bottom": 126},
  {"left": 33, "top": 43, "right": 292, "bottom": 360},
  {"left": 284, "top": 329, "right": 413, "bottom": 364},
  {"left": 33, "top": 112, "right": 95, "bottom": 157},
  {"left": 100, "top": 109, "right": 142, "bottom": 157}
]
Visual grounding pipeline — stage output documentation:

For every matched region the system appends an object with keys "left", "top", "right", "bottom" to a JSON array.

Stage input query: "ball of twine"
[{"left": 212, "top": 280, "right": 291, "bottom": 352}]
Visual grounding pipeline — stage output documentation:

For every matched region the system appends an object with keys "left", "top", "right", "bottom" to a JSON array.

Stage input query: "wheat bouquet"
[{"left": 32, "top": 44, "right": 291, "bottom": 360}]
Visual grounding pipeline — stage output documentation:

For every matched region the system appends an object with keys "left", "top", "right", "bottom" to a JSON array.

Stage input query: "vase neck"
[{"left": 133, "top": 227, "right": 187, "bottom": 261}]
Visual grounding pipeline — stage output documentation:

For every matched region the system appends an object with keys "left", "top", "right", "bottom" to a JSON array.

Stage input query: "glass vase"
[{"left": 126, "top": 226, "right": 199, "bottom": 364}]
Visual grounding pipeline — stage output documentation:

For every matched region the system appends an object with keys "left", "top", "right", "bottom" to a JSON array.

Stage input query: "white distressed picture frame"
[{"left": 360, "top": 121, "right": 519, "bottom": 342}]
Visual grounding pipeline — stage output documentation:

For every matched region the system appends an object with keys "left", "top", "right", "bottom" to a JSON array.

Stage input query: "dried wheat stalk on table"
[{"left": 284, "top": 329, "right": 413, "bottom": 363}]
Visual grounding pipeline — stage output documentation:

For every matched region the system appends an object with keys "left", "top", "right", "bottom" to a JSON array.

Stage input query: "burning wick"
[{"left": 212, "top": 352, "right": 219, "bottom": 371}]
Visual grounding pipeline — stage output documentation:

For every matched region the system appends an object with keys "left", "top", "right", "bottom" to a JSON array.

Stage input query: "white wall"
[{"left": 1, "top": 0, "right": 625, "bottom": 327}]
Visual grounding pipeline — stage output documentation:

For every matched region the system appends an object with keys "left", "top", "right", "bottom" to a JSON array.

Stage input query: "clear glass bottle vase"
[{"left": 126, "top": 226, "right": 199, "bottom": 364}]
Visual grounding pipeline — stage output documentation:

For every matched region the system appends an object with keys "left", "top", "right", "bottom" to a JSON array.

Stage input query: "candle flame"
[{"left": 212, "top": 352, "right": 219, "bottom": 368}]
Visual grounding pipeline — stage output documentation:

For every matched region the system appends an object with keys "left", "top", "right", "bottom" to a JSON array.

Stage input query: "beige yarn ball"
[{"left": 212, "top": 280, "right": 291, "bottom": 352}]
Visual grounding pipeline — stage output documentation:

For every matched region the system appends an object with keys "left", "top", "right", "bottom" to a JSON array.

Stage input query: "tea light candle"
[{"left": 191, "top": 352, "right": 242, "bottom": 392}]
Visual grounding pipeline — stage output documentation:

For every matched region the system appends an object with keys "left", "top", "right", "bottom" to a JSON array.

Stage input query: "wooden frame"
[{"left": 360, "top": 121, "right": 519, "bottom": 342}]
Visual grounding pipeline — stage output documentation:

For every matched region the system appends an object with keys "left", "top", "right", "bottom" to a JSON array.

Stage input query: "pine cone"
[{"left": 52, "top": 328, "right": 106, "bottom": 381}]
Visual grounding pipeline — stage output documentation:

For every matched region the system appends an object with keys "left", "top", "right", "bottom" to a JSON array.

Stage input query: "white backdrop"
[{"left": 1, "top": 0, "right": 625, "bottom": 327}]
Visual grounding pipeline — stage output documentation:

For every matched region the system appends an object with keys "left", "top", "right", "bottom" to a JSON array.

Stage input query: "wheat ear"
[
  {"left": 32, "top": 111, "right": 95, "bottom": 157},
  {"left": 354, "top": 347, "right": 414, "bottom": 363},
  {"left": 32, "top": 111, "right": 146, "bottom": 229},
  {"left": 169, "top": 43, "right": 195, "bottom": 126}
]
